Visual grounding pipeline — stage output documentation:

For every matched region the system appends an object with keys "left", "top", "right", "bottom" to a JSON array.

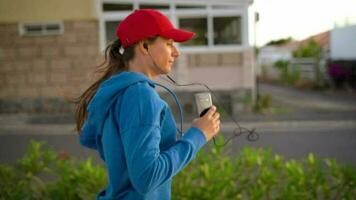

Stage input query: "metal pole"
[{"left": 254, "top": 12, "right": 260, "bottom": 107}]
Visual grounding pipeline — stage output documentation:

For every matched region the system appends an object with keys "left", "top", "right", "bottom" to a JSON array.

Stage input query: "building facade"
[{"left": 0, "top": 0, "right": 255, "bottom": 116}]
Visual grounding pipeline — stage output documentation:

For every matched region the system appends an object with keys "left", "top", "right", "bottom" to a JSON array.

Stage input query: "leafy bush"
[
  {"left": 266, "top": 37, "right": 293, "bottom": 46},
  {"left": 328, "top": 61, "right": 356, "bottom": 90},
  {"left": 173, "top": 136, "right": 356, "bottom": 200},
  {"left": 1, "top": 140, "right": 355, "bottom": 200},
  {"left": 252, "top": 94, "right": 272, "bottom": 114},
  {"left": 242, "top": 94, "right": 273, "bottom": 114},
  {"left": 0, "top": 140, "right": 106, "bottom": 200},
  {"left": 293, "top": 40, "right": 321, "bottom": 58},
  {"left": 273, "top": 60, "right": 300, "bottom": 85}
]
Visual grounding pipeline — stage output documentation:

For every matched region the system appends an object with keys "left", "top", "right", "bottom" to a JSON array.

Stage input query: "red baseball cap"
[{"left": 116, "top": 9, "right": 195, "bottom": 48}]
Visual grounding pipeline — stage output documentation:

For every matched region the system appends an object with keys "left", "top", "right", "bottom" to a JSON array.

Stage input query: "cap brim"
[{"left": 161, "top": 28, "right": 195, "bottom": 42}]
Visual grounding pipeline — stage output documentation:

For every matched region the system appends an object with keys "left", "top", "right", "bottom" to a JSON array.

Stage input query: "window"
[
  {"left": 213, "top": 17, "right": 241, "bottom": 45},
  {"left": 25, "top": 25, "right": 42, "bottom": 34},
  {"left": 179, "top": 18, "right": 208, "bottom": 46},
  {"left": 139, "top": 4, "right": 169, "bottom": 9},
  {"left": 212, "top": 5, "right": 238, "bottom": 9},
  {"left": 103, "top": 3, "right": 133, "bottom": 11},
  {"left": 105, "top": 21, "right": 120, "bottom": 43},
  {"left": 19, "top": 22, "right": 63, "bottom": 36},
  {"left": 176, "top": 5, "right": 206, "bottom": 9}
]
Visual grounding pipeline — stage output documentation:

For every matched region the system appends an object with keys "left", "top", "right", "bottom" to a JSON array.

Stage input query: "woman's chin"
[{"left": 162, "top": 66, "right": 172, "bottom": 74}]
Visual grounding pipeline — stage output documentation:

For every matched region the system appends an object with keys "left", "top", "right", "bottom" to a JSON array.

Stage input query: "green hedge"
[
  {"left": 0, "top": 141, "right": 106, "bottom": 200},
  {"left": 173, "top": 137, "right": 356, "bottom": 199},
  {"left": 1, "top": 139, "right": 355, "bottom": 200}
]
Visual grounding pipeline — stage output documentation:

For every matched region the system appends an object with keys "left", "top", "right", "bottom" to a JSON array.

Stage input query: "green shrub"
[
  {"left": 173, "top": 137, "right": 356, "bottom": 200},
  {"left": 0, "top": 140, "right": 106, "bottom": 200},
  {"left": 293, "top": 40, "right": 321, "bottom": 58},
  {"left": 252, "top": 94, "right": 272, "bottom": 113},
  {"left": 273, "top": 60, "right": 300, "bottom": 85},
  {"left": 242, "top": 94, "right": 273, "bottom": 114},
  {"left": 1, "top": 140, "right": 355, "bottom": 200}
]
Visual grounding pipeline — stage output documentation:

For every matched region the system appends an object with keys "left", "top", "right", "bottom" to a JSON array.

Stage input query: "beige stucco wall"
[{"left": 0, "top": 0, "right": 96, "bottom": 23}]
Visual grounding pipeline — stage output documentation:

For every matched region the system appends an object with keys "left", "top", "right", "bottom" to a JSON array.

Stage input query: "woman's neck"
[{"left": 128, "top": 58, "right": 157, "bottom": 80}]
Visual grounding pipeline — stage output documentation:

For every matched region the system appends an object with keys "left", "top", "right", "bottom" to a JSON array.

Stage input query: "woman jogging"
[{"left": 74, "top": 9, "right": 221, "bottom": 200}]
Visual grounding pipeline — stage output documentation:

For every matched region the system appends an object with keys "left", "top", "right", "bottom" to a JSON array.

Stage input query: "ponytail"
[{"left": 73, "top": 39, "right": 136, "bottom": 133}]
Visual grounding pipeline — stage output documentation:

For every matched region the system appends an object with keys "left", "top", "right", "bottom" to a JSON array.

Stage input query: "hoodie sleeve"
[{"left": 117, "top": 83, "right": 207, "bottom": 195}]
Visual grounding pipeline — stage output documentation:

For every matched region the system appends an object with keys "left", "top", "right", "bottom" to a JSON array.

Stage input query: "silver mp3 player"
[{"left": 194, "top": 92, "right": 212, "bottom": 117}]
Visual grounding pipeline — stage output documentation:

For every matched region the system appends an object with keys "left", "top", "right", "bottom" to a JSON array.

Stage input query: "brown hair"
[
  {"left": 73, "top": 39, "right": 135, "bottom": 133},
  {"left": 73, "top": 37, "right": 158, "bottom": 133}
]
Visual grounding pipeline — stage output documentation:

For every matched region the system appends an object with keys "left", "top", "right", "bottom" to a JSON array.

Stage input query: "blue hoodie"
[{"left": 80, "top": 71, "right": 207, "bottom": 200}]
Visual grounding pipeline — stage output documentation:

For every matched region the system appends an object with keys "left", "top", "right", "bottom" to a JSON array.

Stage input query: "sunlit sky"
[{"left": 251, "top": 0, "right": 356, "bottom": 46}]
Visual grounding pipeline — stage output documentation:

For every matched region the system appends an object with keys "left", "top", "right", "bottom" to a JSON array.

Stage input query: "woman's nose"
[{"left": 172, "top": 45, "right": 180, "bottom": 57}]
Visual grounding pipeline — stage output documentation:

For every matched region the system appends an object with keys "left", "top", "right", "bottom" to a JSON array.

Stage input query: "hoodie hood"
[{"left": 79, "top": 71, "right": 155, "bottom": 150}]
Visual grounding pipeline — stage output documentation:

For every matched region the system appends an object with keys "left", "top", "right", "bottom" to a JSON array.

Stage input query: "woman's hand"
[{"left": 192, "top": 105, "right": 221, "bottom": 141}]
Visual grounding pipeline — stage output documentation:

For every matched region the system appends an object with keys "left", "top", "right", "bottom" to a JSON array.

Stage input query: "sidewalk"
[{"left": 259, "top": 83, "right": 356, "bottom": 111}]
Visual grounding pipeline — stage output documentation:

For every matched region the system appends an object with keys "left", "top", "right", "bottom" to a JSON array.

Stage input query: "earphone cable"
[{"left": 161, "top": 75, "right": 259, "bottom": 147}]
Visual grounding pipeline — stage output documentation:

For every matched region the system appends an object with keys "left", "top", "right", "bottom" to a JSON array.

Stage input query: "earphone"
[{"left": 143, "top": 42, "right": 149, "bottom": 50}]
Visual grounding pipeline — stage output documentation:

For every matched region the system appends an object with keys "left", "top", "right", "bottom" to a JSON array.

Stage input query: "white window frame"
[
  {"left": 98, "top": 0, "right": 251, "bottom": 54},
  {"left": 18, "top": 21, "right": 64, "bottom": 37}
]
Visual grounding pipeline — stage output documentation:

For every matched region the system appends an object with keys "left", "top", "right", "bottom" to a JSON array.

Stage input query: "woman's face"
[{"left": 146, "top": 37, "right": 180, "bottom": 75}]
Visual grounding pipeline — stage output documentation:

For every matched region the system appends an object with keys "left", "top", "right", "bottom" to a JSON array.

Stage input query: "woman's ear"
[{"left": 138, "top": 41, "right": 149, "bottom": 55}]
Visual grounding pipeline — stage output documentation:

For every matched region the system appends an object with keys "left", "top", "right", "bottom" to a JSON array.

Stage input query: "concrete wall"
[
  {"left": 187, "top": 53, "right": 243, "bottom": 68},
  {"left": 257, "top": 46, "right": 295, "bottom": 80},
  {"left": 179, "top": 50, "right": 254, "bottom": 90},
  {"left": 331, "top": 25, "right": 356, "bottom": 60}
]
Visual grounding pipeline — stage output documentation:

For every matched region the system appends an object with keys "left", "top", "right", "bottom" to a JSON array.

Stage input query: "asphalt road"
[
  {"left": 0, "top": 125, "right": 355, "bottom": 166},
  {"left": 224, "top": 127, "right": 356, "bottom": 166}
]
